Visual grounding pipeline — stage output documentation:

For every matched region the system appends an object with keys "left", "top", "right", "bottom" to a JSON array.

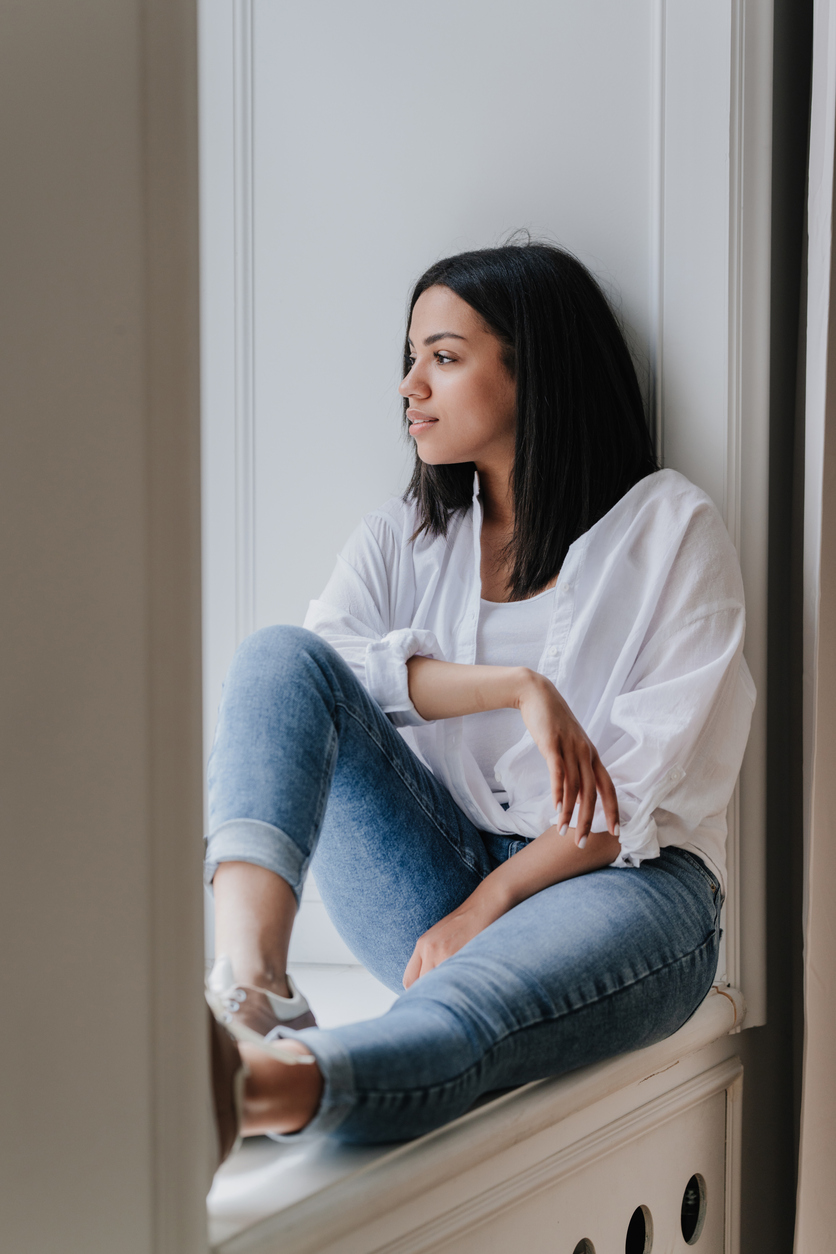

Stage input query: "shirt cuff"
[
  {"left": 608, "top": 814, "right": 662, "bottom": 868},
  {"left": 564, "top": 784, "right": 670, "bottom": 869},
  {"left": 364, "top": 628, "right": 446, "bottom": 727}
]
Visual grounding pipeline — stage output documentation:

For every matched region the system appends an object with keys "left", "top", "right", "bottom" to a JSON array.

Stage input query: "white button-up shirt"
[{"left": 304, "top": 469, "right": 756, "bottom": 894}]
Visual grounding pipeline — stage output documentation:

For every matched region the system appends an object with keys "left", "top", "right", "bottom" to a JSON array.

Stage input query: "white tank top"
[{"left": 461, "top": 584, "right": 555, "bottom": 802}]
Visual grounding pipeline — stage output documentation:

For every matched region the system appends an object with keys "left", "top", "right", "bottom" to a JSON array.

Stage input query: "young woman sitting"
[{"left": 206, "top": 242, "right": 755, "bottom": 1162}]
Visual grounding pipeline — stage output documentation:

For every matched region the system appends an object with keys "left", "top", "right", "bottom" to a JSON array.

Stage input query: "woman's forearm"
[
  {"left": 471, "top": 826, "right": 621, "bottom": 918},
  {"left": 406, "top": 655, "right": 531, "bottom": 719},
  {"left": 406, "top": 655, "right": 620, "bottom": 842}
]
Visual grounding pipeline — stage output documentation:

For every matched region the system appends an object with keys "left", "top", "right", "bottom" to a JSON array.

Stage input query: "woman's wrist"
[
  {"left": 491, "top": 665, "right": 538, "bottom": 712},
  {"left": 465, "top": 867, "right": 518, "bottom": 920},
  {"left": 511, "top": 666, "right": 549, "bottom": 710}
]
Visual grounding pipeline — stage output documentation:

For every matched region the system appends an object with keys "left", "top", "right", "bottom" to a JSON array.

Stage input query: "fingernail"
[
  {"left": 559, "top": 824, "right": 569, "bottom": 837},
  {"left": 614, "top": 823, "right": 620, "bottom": 838},
  {"left": 578, "top": 835, "right": 588, "bottom": 849}
]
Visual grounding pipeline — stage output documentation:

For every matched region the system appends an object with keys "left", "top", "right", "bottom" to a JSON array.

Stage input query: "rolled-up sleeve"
[
  {"left": 549, "top": 496, "right": 758, "bottom": 870},
  {"left": 303, "top": 515, "right": 444, "bottom": 727},
  {"left": 595, "top": 601, "right": 755, "bottom": 868}
]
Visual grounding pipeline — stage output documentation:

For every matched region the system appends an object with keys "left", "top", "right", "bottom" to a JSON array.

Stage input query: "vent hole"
[
  {"left": 625, "top": 1205, "right": 653, "bottom": 1254},
  {"left": 681, "top": 1174, "right": 707, "bottom": 1244}
]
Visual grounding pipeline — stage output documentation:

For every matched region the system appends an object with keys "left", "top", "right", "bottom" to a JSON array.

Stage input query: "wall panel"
[{"left": 200, "top": 0, "right": 772, "bottom": 1015}]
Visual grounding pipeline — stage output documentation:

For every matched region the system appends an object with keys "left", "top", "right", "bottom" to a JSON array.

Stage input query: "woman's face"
[{"left": 399, "top": 285, "right": 516, "bottom": 468}]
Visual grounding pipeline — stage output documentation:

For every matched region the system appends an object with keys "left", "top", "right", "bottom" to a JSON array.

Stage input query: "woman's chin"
[{"left": 415, "top": 448, "right": 473, "bottom": 466}]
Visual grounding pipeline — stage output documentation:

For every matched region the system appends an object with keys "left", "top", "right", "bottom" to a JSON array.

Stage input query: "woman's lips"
[{"left": 407, "top": 410, "right": 439, "bottom": 434}]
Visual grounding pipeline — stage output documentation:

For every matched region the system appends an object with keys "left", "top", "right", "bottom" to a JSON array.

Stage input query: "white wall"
[
  {"left": 201, "top": 0, "right": 655, "bottom": 718},
  {"left": 200, "top": 0, "right": 772, "bottom": 1014}
]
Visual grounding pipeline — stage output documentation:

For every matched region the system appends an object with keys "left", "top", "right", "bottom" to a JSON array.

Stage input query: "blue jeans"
[{"left": 206, "top": 626, "right": 722, "bottom": 1145}]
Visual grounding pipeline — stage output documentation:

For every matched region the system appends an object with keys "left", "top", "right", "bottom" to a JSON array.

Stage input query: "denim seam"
[
  {"left": 665, "top": 846, "right": 719, "bottom": 894},
  {"left": 354, "top": 929, "right": 720, "bottom": 1103},
  {"left": 306, "top": 718, "right": 339, "bottom": 862},
  {"left": 333, "top": 699, "right": 485, "bottom": 879}
]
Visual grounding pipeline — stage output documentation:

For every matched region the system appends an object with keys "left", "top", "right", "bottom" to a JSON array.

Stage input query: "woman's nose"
[{"left": 399, "top": 364, "right": 430, "bottom": 399}]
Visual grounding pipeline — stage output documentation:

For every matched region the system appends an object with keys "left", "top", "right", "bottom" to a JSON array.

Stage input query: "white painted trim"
[
  {"left": 732, "top": 0, "right": 773, "bottom": 1027},
  {"left": 655, "top": 0, "right": 772, "bottom": 1016},
  {"left": 721, "top": 0, "right": 745, "bottom": 998},
  {"left": 726, "top": 0, "right": 745, "bottom": 551},
  {"left": 724, "top": 1067, "right": 744, "bottom": 1254},
  {"left": 649, "top": 0, "right": 666, "bottom": 462},
  {"left": 233, "top": 0, "right": 256, "bottom": 644},
  {"left": 368, "top": 1058, "right": 744, "bottom": 1254}
]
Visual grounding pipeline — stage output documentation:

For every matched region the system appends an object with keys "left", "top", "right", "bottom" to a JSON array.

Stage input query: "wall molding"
[
  {"left": 233, "top": 0, "right": 256, "bottom": 643},
  {"left": 723, "top": 0, "right": 746, "bottom": 1001},
  {"left": 724, "top": 1066, "right": 744, "bottom": 1254},
  {"left": 653, "top": 0, "right": 771, "bottom": 1015},
  {"left": 649, "top": 0, "right": 666, "bottom": 463}
]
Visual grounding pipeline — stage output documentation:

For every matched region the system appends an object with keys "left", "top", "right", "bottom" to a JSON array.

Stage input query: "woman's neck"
[{"left": 476, "top": 460, "right": 515, "bottom": 533}]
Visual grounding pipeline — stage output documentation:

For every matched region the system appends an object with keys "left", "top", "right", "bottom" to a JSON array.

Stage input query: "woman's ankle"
[
  {"left": 212, "top": 862, "right": 297, "bottom": 1000},
  {"left": 234, "top": 964, "right": 291, "bottom": 1000}
]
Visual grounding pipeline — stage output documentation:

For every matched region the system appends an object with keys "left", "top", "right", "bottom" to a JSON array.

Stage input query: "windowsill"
[{"left": 208, "top": 982, "right": 744, "bottom": 1253}]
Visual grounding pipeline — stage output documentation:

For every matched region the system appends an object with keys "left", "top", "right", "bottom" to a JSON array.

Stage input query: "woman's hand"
[
  {"left": 402, "top": 821, "right": 623, "bottom": 988},
  {"left": 402, "top": 893, "right": 503, "bottom": 989},
  {"left": 516, "top": 670, "right": 619, "bottom": 846},
  {"left": 405, "top": 655, "right": 619, "bottom": 847}
]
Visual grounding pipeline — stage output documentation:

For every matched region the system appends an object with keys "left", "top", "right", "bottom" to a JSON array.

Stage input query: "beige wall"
[
  {"left": 794, "top": 0, "right": 836, "bottom": 1246},
  {"left": 795, "top": 294, "right": 836, "bottom": 1247},
  {"left": 0, "top": 2, "right": 208, "bottom": 1251},
  {"left": 796, "top": 3, "right": 836, "bottom": 1240}
]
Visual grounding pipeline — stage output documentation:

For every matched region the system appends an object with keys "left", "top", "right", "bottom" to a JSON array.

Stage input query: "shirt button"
[
  {"left": 548, "top": 646, "right": 558, "bottom": 657},
  {"left": 494, "top": 770, "right": 502, "bottom": 782},
  {"left": 562, "top": 582, "right": 573, "bottom": 593},
  {"left": 669, "top": 768, "right": 681, "bottom": 782}
]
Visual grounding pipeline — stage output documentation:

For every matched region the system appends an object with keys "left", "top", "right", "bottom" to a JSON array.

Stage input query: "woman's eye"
[{"left": 435, "top": 353, "right": 455, "bottom": 364}]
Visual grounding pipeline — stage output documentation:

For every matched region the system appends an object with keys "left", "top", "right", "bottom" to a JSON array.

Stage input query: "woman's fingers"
[
  {"left": 575, "top": 752, "right": 598, "bottom": 845},
  {"left": 556, "top": 741, "right": 620, "bottom": 846},
  {"left": 548, "top": 751, "right": 565, "bottom": 814},
  {"left": 521, "top": 679, "right": 619, "bottom": 843},
  {"left": 402, "top": 947, "right": 422, "bottom": 990},
  {"left": 593, "top": 756, "right": 620, "bottom": 837},
  {"left": 560, "top": 760, "right": 580, "bottom": 834}
]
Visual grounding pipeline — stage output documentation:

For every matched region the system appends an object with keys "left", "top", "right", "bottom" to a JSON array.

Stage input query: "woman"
[{"left": 206, "top": 242, "right": 755, "bottom": 1162}]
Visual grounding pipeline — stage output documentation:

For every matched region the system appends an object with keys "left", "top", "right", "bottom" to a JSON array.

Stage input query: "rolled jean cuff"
[
  {"left": 264, "top": 1025, "right": 357, "bottom": 1142},
  {"left": 203, "top": 818, "right": 309, "bottom": 904}
]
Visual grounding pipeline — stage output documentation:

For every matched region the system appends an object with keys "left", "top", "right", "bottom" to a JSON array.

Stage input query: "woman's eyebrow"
[{"left": 407, "top": 332, "right": 468, "bottom": 347}]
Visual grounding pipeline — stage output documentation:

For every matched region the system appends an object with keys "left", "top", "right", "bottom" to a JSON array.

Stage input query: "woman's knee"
[
  {"left": 227, "top": 625, "right": 341, "bottom": 700},
  {"left": 234, "top": 624, "right": 328, "bottom": 668}
]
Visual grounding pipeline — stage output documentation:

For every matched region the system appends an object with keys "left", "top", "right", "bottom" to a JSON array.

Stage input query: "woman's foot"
[
  {"left": 209, "top": 1013, "right": 324, "bottom": 1168},
  {"left": 207, "top": 954, "right": 317, "bottom": 1037},
  {"left": 238, "top": 1039, "right": 324, "bottom": 1135}
]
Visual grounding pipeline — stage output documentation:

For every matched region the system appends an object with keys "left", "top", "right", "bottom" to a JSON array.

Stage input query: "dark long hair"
[{"left": 403, "top": 242, "right": 658, "bottom": 600}]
